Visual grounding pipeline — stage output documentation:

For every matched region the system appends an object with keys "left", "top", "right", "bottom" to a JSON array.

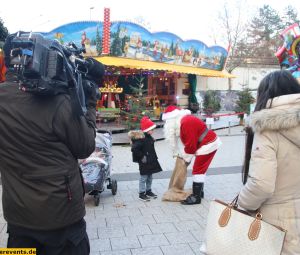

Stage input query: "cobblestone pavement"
[
  {"left": 0, "top": 125, "right": 246, "bottom": 254},
  {"left": 0, "top": 174, "right": 243, "bottom": 254}
]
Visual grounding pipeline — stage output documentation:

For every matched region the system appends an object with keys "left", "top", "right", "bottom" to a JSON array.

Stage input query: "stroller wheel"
[
  {"left": 111, "top": 179, "right": 117, "bottom": 195},
  {"left": 94, "top": 194, "right": 100, "bottom": 206}
]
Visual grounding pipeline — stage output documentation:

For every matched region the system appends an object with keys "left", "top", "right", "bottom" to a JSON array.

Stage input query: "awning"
[{"left": 94, "top": 56, "right": 236, "bottom": 78}]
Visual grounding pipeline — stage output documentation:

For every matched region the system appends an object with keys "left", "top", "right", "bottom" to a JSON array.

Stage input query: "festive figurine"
[
  {"left": 275, "top": 23, "right": 300, "bottom": 81},
  {"left": 162, "top": 106, "right": 222, "bottom": 205}
]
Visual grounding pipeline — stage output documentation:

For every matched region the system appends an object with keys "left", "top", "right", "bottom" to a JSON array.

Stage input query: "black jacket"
[
  {"left": 0, "top": 81, "right": 96, "bottom": 230},
  {"left": 128, "top": 130, "right": 162, "bottom": 175}
]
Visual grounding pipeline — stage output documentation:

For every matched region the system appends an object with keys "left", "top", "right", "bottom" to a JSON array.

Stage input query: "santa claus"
[{"left": 162, "top": 105, "right": 222, "bottom": 205}]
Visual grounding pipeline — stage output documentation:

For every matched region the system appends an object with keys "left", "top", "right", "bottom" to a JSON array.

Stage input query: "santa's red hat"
[
  {"left": 140, "top": 116, "right": 156, "bottom": 132},
  {"left": 162, "top": 105, "right": 181, "bottom": 120}
]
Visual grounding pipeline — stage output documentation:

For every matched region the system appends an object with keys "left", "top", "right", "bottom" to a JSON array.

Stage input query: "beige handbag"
[{"left": 201, "top": 197, "right": 286, "bottom": 255}]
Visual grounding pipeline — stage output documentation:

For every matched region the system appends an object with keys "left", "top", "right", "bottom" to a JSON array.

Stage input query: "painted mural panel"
[{"left": 44, "top": 21, "right": 228, "bottom": 71}]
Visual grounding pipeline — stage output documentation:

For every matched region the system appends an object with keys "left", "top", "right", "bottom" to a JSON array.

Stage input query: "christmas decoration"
[
  {"left": 235, "top": 87, "right": 255, "bottom": 124},
  {"left": 275, "top": 23, "right": 300, "bottom": 80},
  {"left": 121, "top": 76, "right": 154, "bottom": 130}
]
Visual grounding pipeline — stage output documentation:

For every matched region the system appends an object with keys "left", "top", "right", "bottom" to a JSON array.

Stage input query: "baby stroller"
[{"left": 80, "top": 131, "right": 117, "bottom": 206}]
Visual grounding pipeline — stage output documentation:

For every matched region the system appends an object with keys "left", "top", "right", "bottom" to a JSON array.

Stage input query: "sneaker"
[
  {"left": 139, "top": 193, "right": 150, "bottom": 202},
  {"left": 146, "top": 190, "right": 157, "bottom": 199}
]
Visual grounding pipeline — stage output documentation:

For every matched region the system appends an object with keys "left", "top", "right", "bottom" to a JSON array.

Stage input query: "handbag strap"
[
  {"left": 280, "top": 132, "right": 300, "bottom": 150},
  {"left": 229, "top": 195, "right": 239, "bottom": 208},
  {"left": 218, "top": 197, "right": 265, "bottom": 240}
]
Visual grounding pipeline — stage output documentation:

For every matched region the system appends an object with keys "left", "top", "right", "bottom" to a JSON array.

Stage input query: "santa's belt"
[{"left": 198, "top": 128, "right": 208, "bottom": 144}]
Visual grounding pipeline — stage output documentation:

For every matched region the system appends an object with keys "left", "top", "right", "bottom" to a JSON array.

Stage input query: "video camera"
[{"left": 4, "top": 31, "right": 105, "bottom": 115}]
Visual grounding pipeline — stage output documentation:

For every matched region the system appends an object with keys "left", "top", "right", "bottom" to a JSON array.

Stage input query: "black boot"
[
  {"left": 181, "top": 182, "right": 202, "bottom": 205},
  {"left": 199, "top": 182, "right": 204, "bottom": 198}
]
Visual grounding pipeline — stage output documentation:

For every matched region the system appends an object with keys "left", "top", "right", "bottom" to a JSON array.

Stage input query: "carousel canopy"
[{"left": 94, "top": 56, "right": 235, "bottom": 78}]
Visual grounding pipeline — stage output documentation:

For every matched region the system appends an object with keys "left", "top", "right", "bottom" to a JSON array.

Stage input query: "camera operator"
[{"left": 0, "top": 37, "right": 103, "bottom": 254}]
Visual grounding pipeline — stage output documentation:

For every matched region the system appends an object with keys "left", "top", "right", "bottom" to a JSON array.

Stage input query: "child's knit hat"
[{"left": 140, "top": 116, "right": 156, "bottom": 132}]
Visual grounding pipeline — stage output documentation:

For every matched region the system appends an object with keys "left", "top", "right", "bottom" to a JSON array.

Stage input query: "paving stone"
[
  {"left": 148, "top": 222, "right": 177, "bottom": 234},
  {"left": 160, "top": 205, "right": 187, "bottom": 214},
  {"left": 86, "top": 208, "right": 96, "bottom": 217},
  {"left": 164, "top": 231, "right": 197, "bottom": 244},
  {"left": 196, "top": 218, "right": 207, "bottom": 229},
  {"left": 106, "top": 216, "right": 132, "bottom": 227},
  {"left": 129, "top": 215, "right": 156, "bottom": 225},
  {"left": 95, "top": 209, "right": 119, "bottom": 219},
  {"left": 0, "top": 223, "right": 6, "bottom": 234},
  {"left": 174, "top": 220, "right": 203, "bottom": 232},
  {"left": 190, "top": 230, "right": 205, "bottom": 242},
  {"left": 115, "top": 195, "right": 136, "bottom": 203},
  {"left": 87, "top": 227, "right": 99, "bottom": 240},
  {"left": 152, "top": 213, "right": 180, "bottom": 224},
  {"left": 0, "top": 216, "right": 7, "bottom": 224},
  {"left": 139, "top": 206, "right": 165, "bottom": 216},
  {"left": 117, "top": 208, "right": 142, "bottom": 217},
  {"left": 113, "top": 182, "right": 130, "bottom": 191},
  {"left": 90, "top": 238, "right": 111, "bottom": 253},
  {"left": 138, "top": 234, "right": 170, "bottom": 247},
  {"left": 0, "top": 168, "right": 245, "bottom": 255},
  {"left": 123, "top": 225, "right": 152, "bottom": 236},
  {"left": 97, "top": 227, "right": 125, "bottom": 238},
  {"left": 175, "top": 211, "right": 202, "bottom": 221},
  {"left": 86, "top": 217, "right": 107, "bottom": 229},
  {"left": 100, "top": 249, "right": 131, "bottom": 255},
  {"left": 160, "top": 243, "right": 195, "bottom": 255},
  {"left": 110, "top": 236, "right": 141, "bottom": 250},
  {"left": 131, "top": 246, "right": 163, "bottom": 255},
  {"left": 111, "top": 200, "right": 147, "bottom": 209},
  {"left": 0, "top": 235, "right": 8, "bottom": 247},
  {"left": 116, "top": 190, "right": 137, "bottom": 198}
]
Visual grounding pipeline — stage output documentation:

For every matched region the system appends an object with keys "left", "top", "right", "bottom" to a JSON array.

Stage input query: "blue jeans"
[{"left": 139, "top": 174, "right": 153, "bottom": 193}]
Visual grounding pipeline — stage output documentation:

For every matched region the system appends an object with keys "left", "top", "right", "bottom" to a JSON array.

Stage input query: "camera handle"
[
  {"left": 75, "top": 71, "right": 87, "bottom": 113},
  {"left": 50, "top": 41, "right": 85, "bottom": 117}
]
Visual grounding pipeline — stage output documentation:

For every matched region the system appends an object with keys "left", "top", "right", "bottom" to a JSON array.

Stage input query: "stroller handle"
[{"left": 97, "top": 129, "right": 112, "bottom": 136}]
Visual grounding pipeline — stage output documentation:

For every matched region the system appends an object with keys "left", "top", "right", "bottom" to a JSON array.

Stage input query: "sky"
[{"left": 1, "top": 0, "right": 300, "bottom": 47}]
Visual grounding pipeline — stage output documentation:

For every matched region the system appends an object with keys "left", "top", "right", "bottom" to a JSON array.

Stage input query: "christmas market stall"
[{"left": 43, "top": 8, "right": 234, "bottom": 127}]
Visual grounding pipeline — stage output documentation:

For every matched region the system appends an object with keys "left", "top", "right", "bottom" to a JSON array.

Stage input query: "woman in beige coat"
[{"left": 238, "top": 70, "right": 300, "bottom": 255}]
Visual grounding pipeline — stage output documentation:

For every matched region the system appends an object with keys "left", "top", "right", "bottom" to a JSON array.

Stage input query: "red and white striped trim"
[
  {"left": 142, "top": 124, "right": 156, "bottom": 133},
  {"left": 162, "top": 109, "right": 181, "bottom": 120},
  {"left": 181, "top": 151, "right": 194, "bottom": 163},
  {"left": 196, "top": 137, "right": 222, "bottom": 155},
  {"left": 193, "top": 174, "right": 206, "bottom": 182}
]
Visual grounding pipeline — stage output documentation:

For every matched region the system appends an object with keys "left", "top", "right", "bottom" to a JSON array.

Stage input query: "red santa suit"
[
  {"left": 180, "top": 114, "right": 220, "bottom": 181},
  {"left": 163, "top": 106, "right": 221, "bottom": 204}
]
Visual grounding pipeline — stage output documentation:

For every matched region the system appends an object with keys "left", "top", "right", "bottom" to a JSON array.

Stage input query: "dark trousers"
[{"left": 7, "top": 219, "right": 90, "bottom": 255}]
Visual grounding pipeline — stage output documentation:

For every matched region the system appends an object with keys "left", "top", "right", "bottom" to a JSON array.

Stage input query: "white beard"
[{"left": 163, "top": 110, "right": 191, "bottom": 156}]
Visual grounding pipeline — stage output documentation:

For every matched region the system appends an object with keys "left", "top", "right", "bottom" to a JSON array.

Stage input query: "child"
[{"left": 128, "top": 116, "right": 162, "bottom": 201}]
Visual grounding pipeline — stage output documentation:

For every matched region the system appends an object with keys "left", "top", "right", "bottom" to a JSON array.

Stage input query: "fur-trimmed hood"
[
  {"left": 250, "top": 94, "right": 300, "bottom": 147},
  {"left": 128, "top": 130, "right": 145, "bottom": 140}
]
